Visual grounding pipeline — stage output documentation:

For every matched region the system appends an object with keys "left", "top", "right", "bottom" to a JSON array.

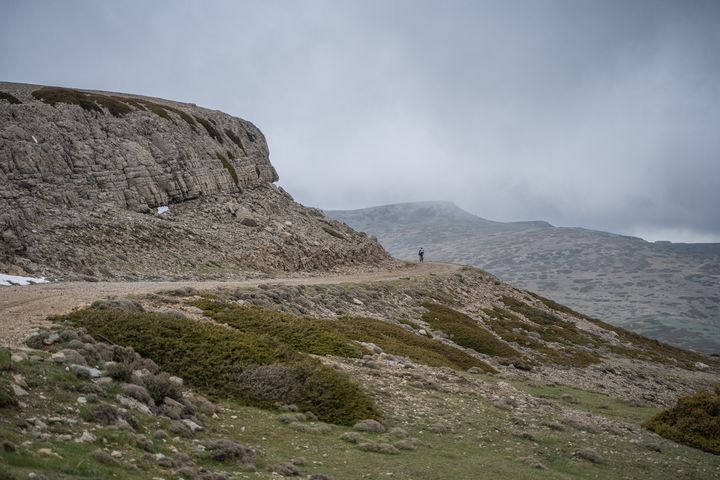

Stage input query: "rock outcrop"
[{"left": 0, "top": 82, "right": 393, "bottom": 279}]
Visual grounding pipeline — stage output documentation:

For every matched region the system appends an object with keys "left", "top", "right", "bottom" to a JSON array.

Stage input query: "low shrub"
[
  {"left": 644, "top": 385, "right": 720, "bottom": 454},
  {"left": 0, "top": 91, "right": 21, "bottom": 104},
  {"left": 58, "top": 307, "right": 377, "bottom": 425},
  {"left": 105, "top": 362, "right": 134, "bottom": 382},
  {"left": 0, "top": 383, "right": 17, "bottom": 409},
  {"left": 140, "top": 372, "right": 183, "bottom": 404},
  {"left": 482, "top": 306, "right": 601, "bottom": 368},
  {"left": 122, "top": 98, "right": 197, "bottom": 129},
  {"left": 194, "top": 302, "right": 495, "bottom": 372},
  {"left": 422, "top": 303, "right": 519, "bottom": 358},
  {"left": 33, "top": 87, "right": 131, "bottom": 117},
  {"left": 0, "top": 348, "right": 11, "bottom": 371},
  {"left": 81, "top": 403, "right": 119, "bottom": 425},
  {"left": 191, "top": 302, "right": 364, "bottom": 358},
  {"left": 206, "top": 439, "right": 256, "bottom": 466}
]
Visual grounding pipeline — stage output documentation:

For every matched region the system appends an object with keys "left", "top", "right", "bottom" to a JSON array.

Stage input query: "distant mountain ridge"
[{"left": 329, "top": 201, "right": 720, "bottom": 353}]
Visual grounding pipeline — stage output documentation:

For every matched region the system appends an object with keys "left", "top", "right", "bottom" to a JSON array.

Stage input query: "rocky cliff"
[{"left": 0, "top": 82, "right": 392, "bottom": 279}]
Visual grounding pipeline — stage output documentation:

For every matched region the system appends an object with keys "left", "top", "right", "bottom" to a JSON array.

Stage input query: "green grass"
[
  {"left": 421, "top": 303, "right": 520, "bottom": 358},
  {"left": 504, "top": 378, "right": 660, "bottom": 424},
  {"left": 192, "top": 301, "right": 495, "bottom": 372},
  {"left": 57, "top": 308, "right": 377, "bottom": 425},
  {"left": 645, "top": 385, "right": 720, "bottom": 454},
  {"left": 0, "top": 92, "right": 21, "bottom": 104},
  {"left": 195, "top": 116, "right": 224, "bottom": 144},
  {"left": 216, "top": 152, "right": 239, "bottom": 185}
]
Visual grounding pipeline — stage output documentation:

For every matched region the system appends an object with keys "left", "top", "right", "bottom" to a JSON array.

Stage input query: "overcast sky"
[{"left": 2, "top": 0, "right": 719, "bottom": 242}]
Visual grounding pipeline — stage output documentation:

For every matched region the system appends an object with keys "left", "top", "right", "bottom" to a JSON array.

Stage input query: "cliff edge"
[{"left": 0, "top": 82, "right": 392, "bottom": 280}]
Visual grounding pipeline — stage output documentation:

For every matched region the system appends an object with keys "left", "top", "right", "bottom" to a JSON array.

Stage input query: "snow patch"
[
  {"left": 0, "top": 273, "right": 49, "bottom": 287},
  {"left": 157, "top": 206, "right": 170, "bottom": 215}
]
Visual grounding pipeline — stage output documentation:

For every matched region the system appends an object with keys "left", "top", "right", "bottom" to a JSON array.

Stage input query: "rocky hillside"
[
  {"left": 0, "top": 82, "right": 392, "bottom": 280},
  {"left": 1, "top": 266, "right": 718, "bottom": 479},
  {"left": 329, "top": 202, "right": 720, "bottom": 353}
]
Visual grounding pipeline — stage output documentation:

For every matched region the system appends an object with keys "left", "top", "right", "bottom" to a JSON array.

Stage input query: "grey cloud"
[{"left": 2, "top": 0, "right": 719, "bottom": 241}]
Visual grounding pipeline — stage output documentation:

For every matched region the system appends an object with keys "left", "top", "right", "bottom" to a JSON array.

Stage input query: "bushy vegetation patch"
[
  {"left": 193, "top": 302, "right": 495, "bottom": 372},
  {"left": 501, "top": 296, "right": 603, "bottom": 348},
  {"left": 57, "top": 308, "right": 377, "bottom": 425},
  {"left": 31, "top": 87, "right": 198, "bottom": 129},
  {"left": 421, "top": 303, "right": 519, "bottom": 358},
  {"left": 527, "top": 291, "right": 713, "bottom": 369},
  {"left": 216, "top": 152, "right": 239, "bottom": 185},
  {"left": 0, "top": 349, "right": 11, "bottom": 372},
  {"left": 482, "top": 306, "right": 601, "bottom": 368},
  {"left": 0, "top": 92, "right": 21, "bottom": 104},
  {"left": 645, "top": 385, "right": 720, "bottom": 454},
  {"left": 195, "top": 115, "right": 224, "bottom": 143},
  {"left": 122, "top": 98, "right": 197, "bottom": 129},
  {"left": 192, "top": 302, "right": 364, "bottom": 357},
  {"left": 334, "top": 317, "right": 496, "bottom": 373},
  {"left": 33, "top": 87, "right": 131, "bottom": 117}
]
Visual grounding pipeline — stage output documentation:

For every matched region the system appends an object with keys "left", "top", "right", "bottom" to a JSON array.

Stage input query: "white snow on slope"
[{"left": 0, "top": 273, "right": 49, "bottom": 286}]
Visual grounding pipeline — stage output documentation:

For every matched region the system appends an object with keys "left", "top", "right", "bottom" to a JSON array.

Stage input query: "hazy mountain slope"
[
  {"left": 0, "top": 82, "right": 393, "bottom": 280},
  {"left": 329, "top": 202, "right": 720, "bottom": 353}
]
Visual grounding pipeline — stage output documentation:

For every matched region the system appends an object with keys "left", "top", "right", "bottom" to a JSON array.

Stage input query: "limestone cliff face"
[
  {"left": 0, "top": 82, "right": 277, "bottom": 223},
  {"left": 0, "top": 82, "right": 392, "bottom": 279}
]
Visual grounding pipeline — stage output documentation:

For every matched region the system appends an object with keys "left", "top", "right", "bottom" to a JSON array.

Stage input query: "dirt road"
[{"left": 0, "top": 262, "right": 461, "bottom": 348}]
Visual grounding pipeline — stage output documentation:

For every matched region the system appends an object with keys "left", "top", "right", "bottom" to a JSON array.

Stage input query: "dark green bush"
[
  {"left": 0, "top": 383, "right": 17, "bottom": 409},
  {"left": 0, "top": 91, "right": 21, "bottom": 104},
  {"left": 81, "top": 403, "right": 119, "bottom": 424},
  {"left": 58, "top": 308, "right": 377, "bottom": 425},
  {"left": 192, "top": 302, "right": 364, "bottom": 358},
  {"left": 644, "top": 385, "right": 720, "bottom": 454},
  {"left": 422, "top": 303, "right": 519, "bottom": 358},
  {"left": 33, "top": 87, "right": 131, "bottom": 117},
  {"left": 195, "top": 116, "right": 224, "bottom": 143},
  {"left": 0, "top": 348, "right": 11, "bottom": 371},
  {"left": 141, "top": 372, "right": 182, "bottom": 404},
  {"left": 0, "top": 467, "right": 17, "bottom": 480},
  {"left": 334, "top": 316, "right": 496, "bottom": 373}
]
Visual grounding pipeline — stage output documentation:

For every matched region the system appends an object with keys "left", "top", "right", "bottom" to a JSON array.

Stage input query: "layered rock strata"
[{"left": 0, "top": 82, "right": 391, "bottom": 279}]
